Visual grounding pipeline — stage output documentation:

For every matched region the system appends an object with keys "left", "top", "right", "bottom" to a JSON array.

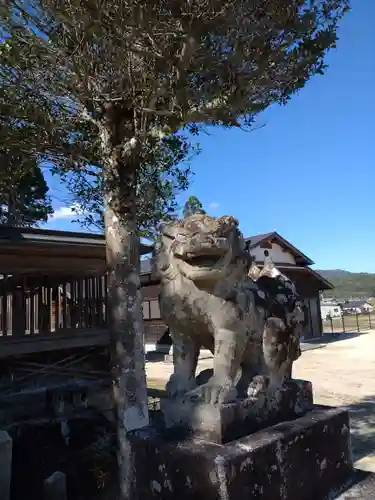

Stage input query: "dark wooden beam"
[{"left": 0, "top": 328, "right": 109, "bottom": 358}]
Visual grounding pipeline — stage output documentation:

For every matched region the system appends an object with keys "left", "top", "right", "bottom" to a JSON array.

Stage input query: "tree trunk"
[{"left": 104, "top": 161, "right": 149, "bottom": 500}]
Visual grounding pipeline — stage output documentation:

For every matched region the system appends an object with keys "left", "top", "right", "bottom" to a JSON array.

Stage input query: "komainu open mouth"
[{"left": 184, "top": 254, "right": 223, "bottom": 267}]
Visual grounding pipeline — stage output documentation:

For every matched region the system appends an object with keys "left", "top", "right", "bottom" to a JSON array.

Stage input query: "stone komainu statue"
[{"left": 154, "top": 214, "right": 304, "bottom": 405}]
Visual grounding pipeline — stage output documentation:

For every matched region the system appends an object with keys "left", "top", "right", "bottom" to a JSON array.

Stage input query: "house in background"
[
  {"left": 341, "top": 300, "right": 374, "bottom": 315},
  {"left": 140, "top": 231, "right": 333, "bottom": 349},
  {"left": 245, "top": 232, "right": 333, "bottom": 341},
  {"left": 320, "top": 302, "right": 343, "bottom": 320}
]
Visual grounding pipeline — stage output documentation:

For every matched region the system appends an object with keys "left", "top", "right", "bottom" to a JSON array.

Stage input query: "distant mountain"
[
  {"left": 316, "top": 269, "right": 375, "bottom": 299},
  {"left": 316, "top": 269, "right": 353, "bottom": 280}
]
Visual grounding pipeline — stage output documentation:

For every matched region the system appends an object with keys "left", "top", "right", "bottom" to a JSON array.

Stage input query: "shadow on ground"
[
  {"left": 302, "top": 331, "right": 369, "bottom": 351},
  {"left": 340, "top": 395, "right": 375, "bottom": 462}
]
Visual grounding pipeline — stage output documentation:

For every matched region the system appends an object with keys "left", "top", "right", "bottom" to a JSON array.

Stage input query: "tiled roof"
[
  {"left": 244, "top": 232, "right": 275, "bottom": 248},
  {"left": 245, "top": 231, "right": 313, "bottom": 266},
  {"left": 342, "top": 300, "right": 371, "bottom": 309}
]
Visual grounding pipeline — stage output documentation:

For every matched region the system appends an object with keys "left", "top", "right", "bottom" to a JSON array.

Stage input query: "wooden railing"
[{"left": 0, "top": 274, "right": 108, "bottom": 339}]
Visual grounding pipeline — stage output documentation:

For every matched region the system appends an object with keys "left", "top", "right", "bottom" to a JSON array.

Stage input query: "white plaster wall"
[
  {"left": 251, "top": 242, "right": 296, "bottom": 265},
  {"left": 145, "top": 343, "right": 159, "bottom": 353},
  {"left": 321, "top": 305, "right": 342, "bottom": 319}
]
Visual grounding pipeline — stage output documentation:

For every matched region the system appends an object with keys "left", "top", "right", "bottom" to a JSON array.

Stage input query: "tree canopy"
[
  {"left": 61, "top": 133, "right": 198, "bottom": 237},
  {"left": 0, "top": 159, "right": 53, "bottom": 226},
  {"left": 0, "top": 0, "right": 349, "bottom": 237},
  {"left": 183, "top": 196, "right": 206, "bottom": 218},
  {"left": 0, "top": 18, "right": 197, "bottom": 236},
  {"left": 0, "top": 89, "right": 53, "bottom": 226}
]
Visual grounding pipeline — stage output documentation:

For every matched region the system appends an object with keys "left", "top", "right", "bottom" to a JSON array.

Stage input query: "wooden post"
[
  {"left": 70, "top": 280, "right": 77, "bottom": 328},
  {"left": 11, "top": 281, "right": 26, "bottom": 337},
  {"left": 95, "top": 276, "right": 101, "bottom": 327},
  {"left": 1, "top": 275, "right": 8, "bottom": 336},
  {"left": 37, "top": 285, "right": 45, "bottom": 334},
  {"left": 104, "top": 274, "right": 108, "bottom": 325},
  {"left": 29, "top": 282, "right": 35, "bottom": 335},
  {"left": 53, "top": 285, "right": 60, "bottom": 331},
  {"left": 62, "top": 282, "right": 68, "bottom": 329},
  {"left": 84, "top": 278, "right": 90, "bottom": 328},
  {"left": 46, "top": 284, "right": 52, "bottom": 332},
  {"left": 77, "top": 279, "right": 83, "bottom": 329}
]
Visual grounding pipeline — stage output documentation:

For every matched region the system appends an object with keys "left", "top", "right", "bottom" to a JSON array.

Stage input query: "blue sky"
[{"left": 46, "top": 1, "right": 375, "bottom": 272}]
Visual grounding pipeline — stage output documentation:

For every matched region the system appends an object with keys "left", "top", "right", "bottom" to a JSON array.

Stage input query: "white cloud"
[
  {"left": 49, "top": 204, "right": 83, "bottom": 220},
  {"left": 208, "top": 202, "right": 219, "bottom": 210}
]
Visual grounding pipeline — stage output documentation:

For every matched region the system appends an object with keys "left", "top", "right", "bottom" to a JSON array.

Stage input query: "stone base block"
[
  {"left": 129, "top": 406, "right": 352, "bottom": 500},
  {"left": 161, "top": 379, "right": 313, "bottom": 443}
]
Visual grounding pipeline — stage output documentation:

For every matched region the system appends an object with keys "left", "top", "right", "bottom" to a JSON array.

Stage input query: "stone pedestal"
[
  {"left": 161, "top": 379, "right": 313, "bottom": 443},
  {"left": 129, "top": 406, "right": 353, "bottom": 500},
  {"left": 0, "top": 431, "right": 12, "bottom": 500}
]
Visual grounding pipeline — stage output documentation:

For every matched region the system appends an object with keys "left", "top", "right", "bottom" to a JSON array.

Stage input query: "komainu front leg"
[
  {"left": 192, "top": 328, "right": 245, "bottom": 404},
  {"left": 166, "top": 332, "right": 199, "bottom": 397}
]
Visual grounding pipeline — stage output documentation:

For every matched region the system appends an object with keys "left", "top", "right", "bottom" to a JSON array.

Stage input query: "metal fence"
[{"left": 322, "top": 312, "right": 375, "bottom": 335}]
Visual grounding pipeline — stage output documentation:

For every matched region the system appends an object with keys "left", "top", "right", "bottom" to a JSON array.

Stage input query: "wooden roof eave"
[
  {"left": 0, "top": 228, "right": 152, "bottom": 276},
  {"left": 0, "top": 225, "right": 151, "bottom": 252},
  {"left": 274, "top": 265, "right": 334, "bottom": 291}
]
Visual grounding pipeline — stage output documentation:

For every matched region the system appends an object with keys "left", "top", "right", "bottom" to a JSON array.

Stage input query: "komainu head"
[{"left": 155, "top": 214, "right": 251, "bottom": 282}]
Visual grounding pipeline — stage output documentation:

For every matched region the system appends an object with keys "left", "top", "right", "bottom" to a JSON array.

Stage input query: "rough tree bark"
[{"left": 102, "top": 118, "right": 149, "bottom": 500}]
